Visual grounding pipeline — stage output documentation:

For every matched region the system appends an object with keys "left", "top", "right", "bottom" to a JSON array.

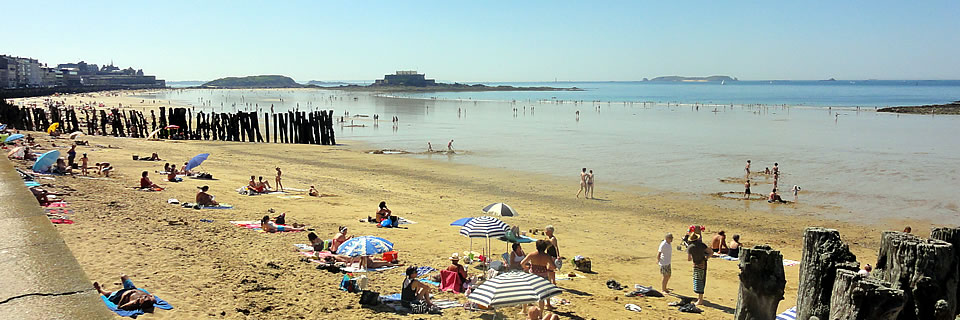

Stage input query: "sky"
[{"left": 3, "top": 1, "right": 959, "bottom": 82}]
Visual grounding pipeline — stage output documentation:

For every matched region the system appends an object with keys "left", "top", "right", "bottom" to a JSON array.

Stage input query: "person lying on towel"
[
  {"left": 94, "top": 275, "right": 156, "bottom": 311},
  {"left": 260, "top": 215, "right": 305, "bottom": 233}
]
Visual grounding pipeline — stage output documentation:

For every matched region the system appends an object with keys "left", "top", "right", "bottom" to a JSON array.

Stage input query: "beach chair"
[{"left": 439, "top": 270, "right": 463, "bottom": 293}]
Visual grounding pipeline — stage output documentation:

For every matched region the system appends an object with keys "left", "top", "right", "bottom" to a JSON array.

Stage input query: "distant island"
[
  {"left": 326, "top": 71, "right": 580, "bottom": 92},
  {"left": 201, "top": 75, "right": 300, "bottom": 88},
  {"left": 196, "top": 72, "right": 580, "bottom": 92},
  {"left": 878, "top": 101, "right": 960, "bottom": 115},
  {"left": 646, "top": 75, "right": 737, "bottom": 82}
]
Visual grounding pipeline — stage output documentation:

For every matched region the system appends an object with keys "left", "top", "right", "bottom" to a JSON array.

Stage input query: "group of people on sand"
[
  {"left": 576, "top": 168, "right": 595, "bottom": 199},
  {"left": 744, "top": 160, "right": 800, "bottom": 202},
  {"left": 245, "top": 168, "right": 284, "bottom": 194},
  {"left": 658, "top": 226, "right": 743, "bottom": 306}
]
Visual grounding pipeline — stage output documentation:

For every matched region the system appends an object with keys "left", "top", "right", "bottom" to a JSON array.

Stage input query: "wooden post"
[
  {"left": 735, "top": 245, "right": 786, "bottom": 320},
  {"left": 829, "top": 269, "right": 905, "bottom": 320},
  {"left": 931, "top": 227, "right": 960, "bottom": 318},
  {"left": 327, "top": 109, "right": 336, "bottom": 145},
  {"left": 874, "top": 231, "right": 957, "bottom": 320},
  {"left": 797, "top": 227, "right": 859, "bottom": 320}
]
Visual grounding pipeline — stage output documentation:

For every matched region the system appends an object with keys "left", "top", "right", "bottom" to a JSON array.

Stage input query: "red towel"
[
  {"left": 440, "top": 270, "right": 463, "bottom": 293},
  {"left": 50, "top": 218, "right": 74, "bottom": 224}
]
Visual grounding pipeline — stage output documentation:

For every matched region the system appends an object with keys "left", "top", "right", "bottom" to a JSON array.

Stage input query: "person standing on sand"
[
  {"left": 576, "top": 168, "right": 587, "bottom": 198},
  {"left": 427, "top": 142, "right": 433, "bottom": 152},
  {"left": 587, "top": 170, "right": 595, "bottom": 199},
  {"left": 545, "top": 225, "right": 561, "bottom": 279},
  {"left": 275, "top": 167, "right": 283, "bottom": 192},
  {"left": 687, "top": 233, "right": 712, "bottom": 306},
  {"left": 658, "top": 233, "right": 673, "bottom": 293},
  {"left": 67, "top": 145, "right": 77, "bottom": 167},
  {"left": 745, "top": 160, "right": 751, "bottom": 178},
  {"left": 744, "top": 180, "right": 751, "bottom": 199}
]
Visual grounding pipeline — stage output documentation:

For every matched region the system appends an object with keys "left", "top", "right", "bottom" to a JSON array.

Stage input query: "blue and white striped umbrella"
[
  {"left": 336, "top": 236, "right": 394, "bottom": 257},
  {"left": 459, "top": 216, "right": 509, "bottom": 238},
  {"left": 467, "top": 272, "right": 562, "bottom": 308},
  {"left": 482, "top": 202, "right": 518, "bottom": 217}
]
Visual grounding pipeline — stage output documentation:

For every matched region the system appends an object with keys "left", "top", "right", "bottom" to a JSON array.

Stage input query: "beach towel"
[
  {"left": 432, "top": 300, "right": 461, "bottom": 309},
  {"left": 398, "top": 217, "right": 416, "bottom": 225},
  {"left": 625, "top": 304, "right": 642, "bottom": 312},
  {"left": 99, "top": 288, "right": 173, "bottom": 318},
  {"left": 417, "top": 266, "right": 437, "bottom": 277},
  {"left": 776, "top": 306, "right": 797, "bottom": 320},
  {"left": 278, "top": 195, "right": 304, "bottom": 199},
  {"left": 24, "top": 181, "right": 42, "bottom": 187},
  {"left": 341, "top": 265, "right": 399, "bottom": 273},
  {"left": 783, "top": 259, "right": 800, "bottom": 267},
  {"left": 720, "top": 255, "right": 740, "bottom": 261},
  {"left": 439, "top": 270, "right": 463, "bottom": 293},
  {"left": 49, "top": 218, "right": 74, "bottom": 224},
  {"left": 182, "top": 203, "right": 233, "bottom": 209},
  {"left": 43, "top": 202, "right": 68, "bottom": 208},
  {"left": 418, "top": 278, "right": 440, "bottom": 286}
]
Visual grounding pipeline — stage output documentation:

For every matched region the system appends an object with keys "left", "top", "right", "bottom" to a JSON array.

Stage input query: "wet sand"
[{"left": 7, "top": 91, "right": 932, "bottom": 319}]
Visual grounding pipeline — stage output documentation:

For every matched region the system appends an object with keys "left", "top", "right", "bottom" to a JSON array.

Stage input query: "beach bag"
[
  {"left": 574, "top": 256, "right": 592, "bottom": 272},
  {"left": 339, "top": 275, "right": 357, "bottom": 293},
  {"left": 380, "top": 219, "right": 392, "bottom": 228},
  {"left": 359, "top": 290, "right": 379, "bottom": 306}
]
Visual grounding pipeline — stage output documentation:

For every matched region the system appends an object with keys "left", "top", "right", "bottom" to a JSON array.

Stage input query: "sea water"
[{"left": 137, "top": 81, "right": 960, "bottom": 225}]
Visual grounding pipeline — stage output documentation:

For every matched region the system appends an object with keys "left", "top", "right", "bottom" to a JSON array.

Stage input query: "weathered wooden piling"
[
  {"left": 796, "top": 227, "right": 859, "bottom": 320},
  {"left": 734, "top": 245, "right": 786, "bottom": 320}
]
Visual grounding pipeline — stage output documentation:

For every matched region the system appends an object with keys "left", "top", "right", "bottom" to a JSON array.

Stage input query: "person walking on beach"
[
  {"left": 658, "top": 233, "right": 674, "bottom": 293},
  {"left": 687, "top": 233, "right": 711, "bottom": 306},
  {"left": 587, "top": 170, "right": 595, "bottom": 199},
  {"left": 427, "top": 142, "right": 433, "bottom": 152},
  {"left": 744, "top": 180, "right": 751, "bottom": 199},
  {"left": 576, "top": 168, "right": 587, "bottom": 198},
  {"left": 275, "top": 167, "right": 284, "bottom": 192},
  {"left": 745, "top": 160, "right": 751, "bottom": 178},
  {"left": 447, "top": 140, "right": 454, "bottom": 152}
]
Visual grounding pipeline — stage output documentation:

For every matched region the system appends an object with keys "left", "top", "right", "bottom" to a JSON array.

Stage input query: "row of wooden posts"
[
  {"left": 0, "top": 102, "right": 335, "bottom": 145},
  {"left": 734, "top": 226, "right": 960, "bottom": 320}
]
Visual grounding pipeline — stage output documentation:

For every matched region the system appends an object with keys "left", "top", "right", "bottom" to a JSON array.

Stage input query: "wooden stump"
[
  {"left": 874, "top": 231, "right": 957, "bottom": 320},
  {"left": 829, "top": 269, "right": 904, "bottom": 320},
  {"left": 930, "top": 227, "right": 960, "bottom": 317},
  {"left": 797, "top": 227, "right": 859, "bottom": 320},
  {"left": 735, "top": 245, "right": 786, "bottom": 320}
]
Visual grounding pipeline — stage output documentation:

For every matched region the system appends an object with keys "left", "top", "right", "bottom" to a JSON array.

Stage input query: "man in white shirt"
[{"left": 658, "top": 233, "right": 674, "bottom": 293}]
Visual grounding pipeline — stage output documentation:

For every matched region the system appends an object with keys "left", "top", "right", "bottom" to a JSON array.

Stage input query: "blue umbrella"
[
  {"left": 186, "top": 153, "right": 209, "bottom": 171},
  {"left": 450, "top": 217, "right": 473, "bottom": 226},
  {"left": 336, "top": 236, "right": 394, "bottom": 257},
  {"left": 4, "top": 133, "right": 24, "bottom": 143},
  {"left": 32, "top": 150, "right": 60, "bottom": 172}
]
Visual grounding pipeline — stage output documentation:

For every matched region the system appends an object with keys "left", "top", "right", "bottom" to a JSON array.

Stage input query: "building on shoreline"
[
  {"left": 374, "top": 70, "right": 437, "bottom": 87},
  {"left": 1, "top": 55, "right": 164, "bottom": 89}
]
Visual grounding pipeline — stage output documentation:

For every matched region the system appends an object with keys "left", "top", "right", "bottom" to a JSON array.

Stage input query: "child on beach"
[
  {"left": 80, "top": 153, "right": 89, "bottom": 175},
  {"left": 275, "top": 167, "right": 283, "bottom": 191},
  {"left": 308, "top": 185, "right": 319, "bottom": 197},
  {"left": 744, "top": 180, "right": 751, "bottom": 199},
  {"left": 745, "top": 160, "right": 751, "bottom": 178}
]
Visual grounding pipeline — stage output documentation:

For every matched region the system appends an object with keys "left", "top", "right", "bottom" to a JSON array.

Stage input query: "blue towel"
[
  {"left": 416, "top": 266, "right": 437, "bottom": 277},
  {"left": 419, "top": 278, "right": 440, "bottom": 286},
  {"left": 380, "top": 293, "right": 403, "bottom": 302},
  {"left": 100, "top": 288, "right": 172, "bottom": 318},
  {"left": 24, "top": 181, "right": 42, "bottom": 187}
]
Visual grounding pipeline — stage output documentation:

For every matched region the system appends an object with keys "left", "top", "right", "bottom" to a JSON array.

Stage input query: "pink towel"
[{"left": 440, "top": 270, "right": 463, "bottom": 294}]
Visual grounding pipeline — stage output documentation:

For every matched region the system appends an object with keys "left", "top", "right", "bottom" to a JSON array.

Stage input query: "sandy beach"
[{"left": 6, "top": 91, "right": 930, "bottom": 319}]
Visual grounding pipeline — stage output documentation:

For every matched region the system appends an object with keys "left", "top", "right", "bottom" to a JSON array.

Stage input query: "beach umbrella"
[
  {"left": 7, "top": 146, "right": 25, "bottom": 159},
  {"left": 46, "top": 123, "right": 59, "bottom": 134},
  {"left": 467, "top": 272, "right": 562, "bottom": 309},
  {"left": 32, "top": 150, "right": 60, "bottom": 172},
  {"left": 460, "top": 216, "right": 510, "bottom": 268},
  {"left": 459, "top": 216, "right": 509, "bottom": 238},
  {"left": 4, "top": 133, "right": 24, "bottom": 143},
  {"left": 336, "top": 236, "right": 394, "bottom": 257},
  {"left": 69, "top": 131, "right": 84, "bottom": 139},
  {"left": 450, "top": 217, "right": 473, "bottom": 226},
  {"left": 482, "top": 202, "right": 518, "bottom": 217},
  {"left": 146, "top": 128, "right": 163, "bottom": 140},
  {"left": 186, "top": 153, "right": 209, "bottom": 171}
]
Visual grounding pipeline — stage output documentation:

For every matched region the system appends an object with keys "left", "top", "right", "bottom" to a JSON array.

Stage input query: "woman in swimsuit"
[{"left": 521, "top": 240, "right": 556, "bottom": 311}]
